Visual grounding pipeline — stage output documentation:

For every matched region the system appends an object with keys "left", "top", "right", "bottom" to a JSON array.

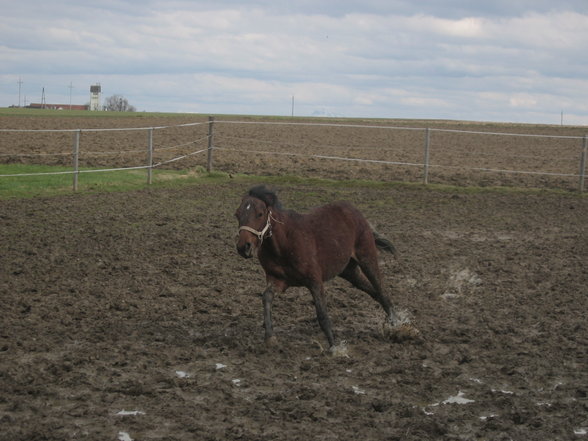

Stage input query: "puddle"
[
  {"left": 479, "top": 414, "right": 498, "bottom": 420},
  {"left": 425, "top": 391, "right": 476, "bottom": 413},
  {"left": 352, "top": 386, "right": 366, "bottom": 395},
  {"left": 441, "top": 391, "right": 475, "bottom": 405},
  {"left": 117, "top": 432, "right": 133, "bottom": 441},
  {"left": 116, "top": 410, "right": 145, "bottom": 416},
  {"left": 491, "top": 388, "right": 514, "bottom": 395}
]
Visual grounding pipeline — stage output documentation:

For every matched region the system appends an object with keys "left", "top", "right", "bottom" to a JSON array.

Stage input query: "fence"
[
  {"left": 209, "top": 119, "right": 587, "bottom": 192},
  {"left": 0, "top": 120, "right": 210, "bottom": 190},
  {"left": 0, "top": 117, "right": 586, "bottom": 192}
]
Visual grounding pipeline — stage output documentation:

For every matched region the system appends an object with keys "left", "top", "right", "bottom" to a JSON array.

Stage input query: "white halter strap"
[{"left": 239, "top": 211, "right": 273, "bottom": 244}]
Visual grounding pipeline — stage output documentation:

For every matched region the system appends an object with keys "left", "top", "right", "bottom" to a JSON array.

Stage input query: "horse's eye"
[{"left": 257, "top": 212, "right": 263, "bottom": 218}]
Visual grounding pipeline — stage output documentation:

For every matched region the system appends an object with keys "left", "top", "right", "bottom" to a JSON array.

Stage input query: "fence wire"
[{"left": 1, "top": 119, "right": 586, "bottom": 191}]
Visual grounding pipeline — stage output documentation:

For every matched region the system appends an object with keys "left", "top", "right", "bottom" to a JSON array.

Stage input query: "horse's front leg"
[{"left": 261, "top": 283, "right": 278, "bottom": 347}]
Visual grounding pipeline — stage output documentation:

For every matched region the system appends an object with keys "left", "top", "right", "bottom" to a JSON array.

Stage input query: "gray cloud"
[{"left": 1, "top": 1, "right": 587, "bottom": 124}]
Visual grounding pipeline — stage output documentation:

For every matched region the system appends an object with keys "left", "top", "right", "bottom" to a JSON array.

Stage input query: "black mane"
[{"left": 248, "top": 185, "right": 282, "bottom": 209}]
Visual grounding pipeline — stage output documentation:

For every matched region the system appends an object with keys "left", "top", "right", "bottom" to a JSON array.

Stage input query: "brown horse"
[{"left": 235, "top": 185, "right": 403, "bottom": 351}]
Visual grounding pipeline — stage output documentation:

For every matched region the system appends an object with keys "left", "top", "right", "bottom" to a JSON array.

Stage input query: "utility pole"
[
  {"left": 68, "top": 82, "right": 74, "bottom": 110},
  {"left": 291, "top": 95, "right": 294, "bottom": 117},
  {"left": 17, "top": 77, "right": 23, "bottom": 107},
  {"left": 41, "top": 87, "right": 46, "bottom": 109}
]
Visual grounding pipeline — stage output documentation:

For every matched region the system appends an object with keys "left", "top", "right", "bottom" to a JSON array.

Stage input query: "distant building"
[
  {"left": 90, "top": 84, "right": 102, "bottom": 111},
  {"left": 28, "top": 103, "right": 90, "bottom": 111}
]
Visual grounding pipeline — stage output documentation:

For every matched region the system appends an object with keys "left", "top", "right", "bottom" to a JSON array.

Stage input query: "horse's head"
[{"left": 235, "top": 186, "right": 278, "bottom": 258}]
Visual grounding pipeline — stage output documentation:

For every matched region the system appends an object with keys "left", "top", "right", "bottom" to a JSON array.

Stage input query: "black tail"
[{"left": 373, "top": 230, "right": 396, "bottom": 256}]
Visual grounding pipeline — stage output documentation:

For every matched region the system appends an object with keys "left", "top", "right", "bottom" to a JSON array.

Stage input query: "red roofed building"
[{"left": 28, "top": 103, "right": 90, "bottom": 111}]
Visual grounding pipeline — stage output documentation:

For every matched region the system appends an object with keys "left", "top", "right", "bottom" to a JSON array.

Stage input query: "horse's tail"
[{"left": 373, "top": 230, "right": 397, "bottom": 257}]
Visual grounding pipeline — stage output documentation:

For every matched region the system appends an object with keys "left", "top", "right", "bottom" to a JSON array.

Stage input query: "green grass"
[
  {"left": 0, "top": 106, "right": 569, "bottom": 128},
  {"left": 0, "top": 164, "right": 230, "bottom": 199},
  {"left": 1, "top": 164, "right": 584, "bottom": 200},
  {"left": 0, "top": 107, "right": 304, "bottom": 120},
  {"left": 0, "top": 107, "right": 214, "bottom": 119}
]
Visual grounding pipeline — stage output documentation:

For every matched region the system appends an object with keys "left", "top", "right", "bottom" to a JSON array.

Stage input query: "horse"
[{"left": 235, "top": 185, "right": 407, "bottom": 353}]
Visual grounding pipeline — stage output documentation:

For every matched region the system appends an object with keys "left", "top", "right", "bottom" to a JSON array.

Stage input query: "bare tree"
[{"left": 103, "top": 94, "right": 136, "bottom": 112}]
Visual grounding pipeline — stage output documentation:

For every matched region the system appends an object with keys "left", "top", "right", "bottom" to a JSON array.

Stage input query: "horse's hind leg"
[
  {"left": 343, "top": 257, "right": 401, "bottom": 325},
  {"left": 357, "top": 256, "right": 423, "bottom": 341},
  {"left": 340, "top": 261, "right": 378, "bottom": 297}
]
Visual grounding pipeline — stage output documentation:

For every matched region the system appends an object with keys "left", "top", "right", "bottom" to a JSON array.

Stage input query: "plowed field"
[{"left": 1, "top": 176, "right": 587, "bottom": 440}]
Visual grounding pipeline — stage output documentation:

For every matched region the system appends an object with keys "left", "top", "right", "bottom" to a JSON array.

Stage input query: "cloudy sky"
[{"left": 2, "top": 0, "right": 588, "bottom": 124}]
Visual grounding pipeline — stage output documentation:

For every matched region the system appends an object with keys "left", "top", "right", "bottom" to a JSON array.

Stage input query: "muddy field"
[
  {"left": 1, "top": 178, "right": 587, "bottom": 440},
  {"left": 1, "top": 114, "right": 586, "bottom": 191}
]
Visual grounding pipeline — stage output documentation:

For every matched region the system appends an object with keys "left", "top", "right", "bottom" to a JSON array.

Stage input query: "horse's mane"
[{"left": 248, "top": 185, "right": 283, "bottom": 209}]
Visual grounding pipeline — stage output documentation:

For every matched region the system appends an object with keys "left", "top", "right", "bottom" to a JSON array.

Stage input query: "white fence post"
[
  {"left": 580, "top": 134, "right": 587, "bottom": 193},
  {"left": 72, "top": 130, "right": 80, "bottom": 191},
  {"left": 423, "top": 128, "right": 431, "bottom": 184},
  {"left": 147, "top": 127, "right": 154, "bottom": 185}
]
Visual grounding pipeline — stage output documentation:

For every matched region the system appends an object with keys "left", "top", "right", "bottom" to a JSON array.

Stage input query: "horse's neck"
[{"left": 264, "top": 210, "right": 293, "bottom": 257}]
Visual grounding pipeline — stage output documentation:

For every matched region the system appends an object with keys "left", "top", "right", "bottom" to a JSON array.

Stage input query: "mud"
[{"left": 1, "top": 180, "right": 587, "bottom": 440}]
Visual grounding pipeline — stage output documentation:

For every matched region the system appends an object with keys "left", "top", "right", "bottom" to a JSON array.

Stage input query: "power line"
[
  {"left": 17, "top": 77, "right": 23, "bottom": 107},
  {"left": 68, "top": 82, "right": 74, "bottom": 110}
]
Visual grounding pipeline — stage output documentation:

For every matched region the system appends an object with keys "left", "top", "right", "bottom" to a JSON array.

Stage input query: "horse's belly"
[
  {"left": 262, "top": 255, "right": 347, "bottom": 288},
  {"left": 316, "top": 236, "right": 355, "bottom": 281},
  {"left": 322, "top": 257, "right": 352, "bottom": 282}
]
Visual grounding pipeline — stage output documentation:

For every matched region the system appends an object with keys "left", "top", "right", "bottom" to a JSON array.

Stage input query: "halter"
[{"left": 239, "top": 210, "right": 273, "bottom": 245}]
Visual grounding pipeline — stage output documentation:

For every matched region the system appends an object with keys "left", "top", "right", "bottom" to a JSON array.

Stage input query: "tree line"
[{"left": 103, "top": 94, "right": 136, "bottom": 112}]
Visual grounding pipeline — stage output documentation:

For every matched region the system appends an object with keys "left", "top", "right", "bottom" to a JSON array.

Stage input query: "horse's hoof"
[
  {"left": 383, "top": 322, "right": 423, "bottom": 343},
  {"left": 329, "top": 341, "right": 350, "bottom": 358},
  {"left": 265, "top": 336, "right": 279, "bottom": 348}
]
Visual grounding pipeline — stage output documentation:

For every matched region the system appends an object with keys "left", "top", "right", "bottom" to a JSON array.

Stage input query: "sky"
[{"left": 2, "top": 0, "right": 588, "bottom": 124}]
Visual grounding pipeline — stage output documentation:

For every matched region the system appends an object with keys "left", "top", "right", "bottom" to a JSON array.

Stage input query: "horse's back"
[
  {"left": 302, "top": 201, "right": 374, "bottom": 278},
  {"left": 309, "top": 201, "right": 371, "bottom": 235}
]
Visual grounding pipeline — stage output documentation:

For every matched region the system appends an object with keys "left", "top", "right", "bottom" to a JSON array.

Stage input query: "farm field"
[
  {"left": 1, "top": 176, "right": 587, "bottom": 440},
  {"left": 0, "top": 112, "right": 586, "bottom": 191}
]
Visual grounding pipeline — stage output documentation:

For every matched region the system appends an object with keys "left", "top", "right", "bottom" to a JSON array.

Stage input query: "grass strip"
[
  {"left": 0, "top": 164, "right": 227, "bottom": 199},
  {"left": 0, "top": 164, "right": 583, "bottom": 200}
]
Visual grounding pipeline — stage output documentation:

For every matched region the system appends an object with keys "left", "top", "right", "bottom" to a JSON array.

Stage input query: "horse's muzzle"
[{"left": 237, "top": 241, "right": 254, "bottom": 258}]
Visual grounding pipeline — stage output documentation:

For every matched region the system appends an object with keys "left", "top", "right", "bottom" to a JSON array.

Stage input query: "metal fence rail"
[
  {"left": 0, "top": 122, "right": 210, "bottom": 190},
  {"left": 212, "top": 119, "right": 587, "bottom": 192},
  {"left": 1, "top": 117, "right": 586, "bottom": 192}
]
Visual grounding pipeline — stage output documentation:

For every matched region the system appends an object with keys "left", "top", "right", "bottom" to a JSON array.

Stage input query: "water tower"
[{"left": 90, "top": 84, "right": 102, "bottom": 111}]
